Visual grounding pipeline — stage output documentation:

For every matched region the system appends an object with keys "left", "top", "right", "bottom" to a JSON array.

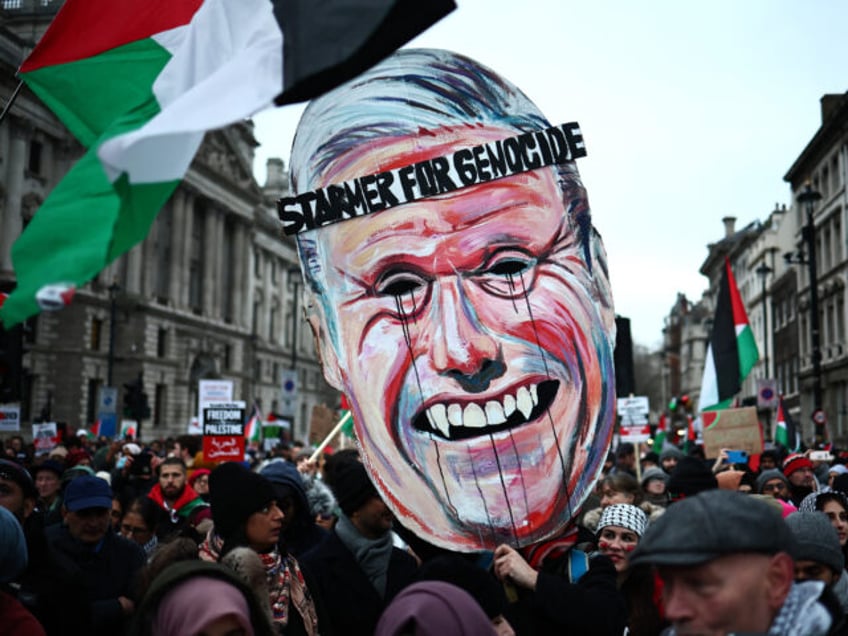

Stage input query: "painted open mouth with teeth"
[{"left": 412, "top": 379, "right": 560, "bottom": 441}]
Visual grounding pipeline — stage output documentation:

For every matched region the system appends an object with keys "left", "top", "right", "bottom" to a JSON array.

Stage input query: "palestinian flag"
[
  {"left": 245, "top": 403, "right": 263, "bottom": 444},
  {"left": 340, "top": 394, "right": 355, "bottom": 439},
  {"left": 653, "top": 412, "right": 668, "bottom": 450},
  {"left": 682, "top": 414, "right": 698, "bottom": 454},
  {"left": 698, "top": 257, "right": 759, "bottom": 411},
  {"left": 0, "top": 0, "right": 455, "bottom": 327},
  {"left": 774, "top": 396, "right": 800, "bottom": 452}
]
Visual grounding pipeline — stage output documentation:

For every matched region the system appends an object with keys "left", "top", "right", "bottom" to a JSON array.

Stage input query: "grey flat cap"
[{"left": 629, "top": 490, "right": 795, "bottom": 568}]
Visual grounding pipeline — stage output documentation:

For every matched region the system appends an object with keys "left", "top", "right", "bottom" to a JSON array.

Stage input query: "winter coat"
[
  {"left": 127, "top": 559, "right": 276, "bottom": 636},
  {"left": 504, "top": 550, "right": 628, "bottom": 635},
  {"left": 299, "top": 530, "right": 418, "bottom": 636},
  {"left": 46, "top": 524, "right": 145, "bottom": 636}
]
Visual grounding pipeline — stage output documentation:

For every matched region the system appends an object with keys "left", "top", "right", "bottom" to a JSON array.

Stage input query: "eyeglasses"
[
  {"left": 121, "top": 524, "right": 150, "bottom": 535},
  {"left": 762, "top": 483, "right": 787, "bottom": 492}
]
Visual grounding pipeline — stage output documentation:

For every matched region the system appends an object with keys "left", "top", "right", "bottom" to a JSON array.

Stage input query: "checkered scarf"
[{"left": 597, "top": 504, "right": 648, "bottom": 537}]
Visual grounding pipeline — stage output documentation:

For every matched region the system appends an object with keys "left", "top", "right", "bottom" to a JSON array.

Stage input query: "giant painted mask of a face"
[{"left": 284, "top": 49, "right": 615, "bottom": 551}]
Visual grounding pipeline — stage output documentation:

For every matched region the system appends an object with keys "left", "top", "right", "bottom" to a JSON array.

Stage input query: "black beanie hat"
[
  {"left": 331, "top": 461, "right": 378, "bottom": 516},
  {"left": 667, "top": 456, "right": 718, "bottom": 500},
  {"left": 209, "top": 462, "right": 276, "bottom": 540}
]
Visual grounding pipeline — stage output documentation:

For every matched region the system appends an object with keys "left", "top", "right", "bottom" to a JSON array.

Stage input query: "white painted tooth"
[
  {"left": 447, "top": 403, "right": 464, "bottom": 428},
  {"left": 428, "top": 404, "right": 450, "bottom": 438},
  {"left": 463, "top": 403, "right": 486, "bottom": 428},
  {"left": 485, "top": 400, "right": 507, "bottom": 425},
  {"left": 503, "top": 394, "right": 517, "bottom": 418},
  {"left": 530, "top": 383, "right": 539, "bottom": 407},
  {"left": 517, "top": 386, "right": 533, "bottom": 419}
]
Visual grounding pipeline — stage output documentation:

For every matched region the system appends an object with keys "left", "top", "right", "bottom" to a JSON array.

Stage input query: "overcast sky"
[{"left": 251, "top": 0, "right": 848, "bottom": 348}]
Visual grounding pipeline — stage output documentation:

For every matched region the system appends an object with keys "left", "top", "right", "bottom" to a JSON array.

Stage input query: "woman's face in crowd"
[
  {"left": 822, "top": 499, "right": 848, "bottom": 546},
  {"left": 644, "top": 478, "right": 666, "bottom": 496},
  {"left": 245, "top": 502, "right": 284, "bottom": 552},
  {"left": 120, "top": 511, "right": 154, "bottom": 546},
  {"left": 598, "top": 525, "right": 639, "bottom": 572},
  {"left": 193, "top": 474, "right": 209, "bottom": 495},
  {"left": 600, "top": 486, "right": 634, "bottom": 508}
]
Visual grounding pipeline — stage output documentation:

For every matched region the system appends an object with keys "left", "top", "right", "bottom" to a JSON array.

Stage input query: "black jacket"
[
  {"left": 504, "top": 550, "right": 628, "bottom": 635},
  {"left": 46, "top": 524, "right": 145, "bottom": 636},
  {"left": 299, "top": 530, "right": 418, "bottom": 636}
]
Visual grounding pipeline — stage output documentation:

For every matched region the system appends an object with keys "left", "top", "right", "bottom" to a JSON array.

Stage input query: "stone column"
[
  {"left": 203, "top": 206, "right": 218, "bottom": 316},
  {"left": 180, "top": 192, "right": 195, "bottom": 307},
  {"left": 168, "top": 190, "right": 185, "bottom": 306},
  {"left": 0, "top": 126, "right": 27, "bottom": 274}
]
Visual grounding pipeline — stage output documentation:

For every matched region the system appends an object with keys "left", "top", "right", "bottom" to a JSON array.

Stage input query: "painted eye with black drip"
[
  {"left": 477, "top": 248, "right": 538, "bottom": 298},
  {"left": 375, "top": 270, "right": 431, "bottom": 319}
]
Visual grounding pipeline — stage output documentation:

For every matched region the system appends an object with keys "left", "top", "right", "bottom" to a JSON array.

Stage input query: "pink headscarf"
[{"left": 153, "top": 576, "right": 254, "bottom": 636}]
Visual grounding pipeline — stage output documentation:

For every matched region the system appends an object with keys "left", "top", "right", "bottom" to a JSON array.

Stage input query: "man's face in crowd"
[
  {"left": 659, "top": 553, "right": 791, "bottom": 635},
  {"left": 305, "top": 127, "right": 615, "bottom": 550},
  {"left": 0, "top": 475, "right": 34, "bottom": 522},
  {"left": 761, "top": 478, "right": 788, "bottom": 499},
  {"left": 661, "top": 456, "right": 678, "bottom": 473},
  {"left": 788, "top": 466, "right": 815, "bottom": 488},
  {"left": 795, "top": 560, "right": 839, "bottom": 586},
  {"left": 759, "top": 455, "right": 776, "bottom": 471},
  {"left": 159, "top": 464, "right": 186, "bottom": 501},
  {"left": 64, "top": 507, "right": 110, "bottom": 544},
  {"left": 351, "top": 495, "right": 395, "bottom": 540},
  {"left": 35, "top": 471, "right": 61, "bottom": 501}
]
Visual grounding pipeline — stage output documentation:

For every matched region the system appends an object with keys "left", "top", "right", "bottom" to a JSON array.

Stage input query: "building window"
[
  {"left": 154, "top": 384, "right": 166, "bottom": 427},
  {"left": 86, "top": 378, "right": 101, "bottom": 427},
  {"left": 189, "top": 206, "right": 205, "bottom": 312},
  {"left": 90, "top": 318, "right": 102, "bottom": 351},
  {"left": 155, "top": 205, "right": 173, "bottom": 302},
  {"left": 224, "top": 344, "right": 232, "bottom": 370},
  {"left": 222, "top": 218, "right": 236, "bottom": 324},
  {"left": 27, "top": 140, "right": 42, "bottom": 175},
  {"left": 157, "top": 328, "right": 167, "bottom": 358}
]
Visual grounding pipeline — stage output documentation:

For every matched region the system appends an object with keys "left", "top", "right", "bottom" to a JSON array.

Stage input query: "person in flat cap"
[
  {"left": 299, "top": 460, "right": 418, "bottom": 636},
  {"left": 46, "top": 474, "right": 145, "bottom": 635},
  {"left": 786, "top": 512, "right": 848, "bottom": 613},
  {"left": 201, "top": 461, "right": 321, "bottom": 635},
  {"left": 32, "top": 459, "right": 64, "bottom": 527},
  {"left": 630, "top": 490, "right": 846, "bottom": 635}
]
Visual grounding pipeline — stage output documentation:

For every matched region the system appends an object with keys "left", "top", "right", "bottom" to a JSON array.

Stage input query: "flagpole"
[
  {"left": 0, "top": 80, "right": 24, "bottom": 126},
  {"left": 309, "top": 411, "right": 352, "bottom": 463}
]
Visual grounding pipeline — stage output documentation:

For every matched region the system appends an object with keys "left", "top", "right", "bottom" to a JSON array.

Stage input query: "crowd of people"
[{"left": 3, "top": 431, "right": 848, "bottom": 635}]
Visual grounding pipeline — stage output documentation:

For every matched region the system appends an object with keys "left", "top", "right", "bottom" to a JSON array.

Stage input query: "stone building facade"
[{"left": 1, "top": 1, "right": 339, "bottom": 442}]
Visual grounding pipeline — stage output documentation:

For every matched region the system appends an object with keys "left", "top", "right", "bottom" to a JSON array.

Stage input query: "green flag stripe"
[
  {"left": 21, "top": 38, "right": 171, "bottom": 147},
  {"left": 737, "top": 325, "right": 758, "bottom": 379}
]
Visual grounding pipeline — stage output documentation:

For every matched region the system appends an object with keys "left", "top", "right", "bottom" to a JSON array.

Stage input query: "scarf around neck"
[
  {"left": 335, "top": 512, "right": 394, "bottom": 598},
  {"left": 199, "top": 530, "right": 319, "bottom": 635}
]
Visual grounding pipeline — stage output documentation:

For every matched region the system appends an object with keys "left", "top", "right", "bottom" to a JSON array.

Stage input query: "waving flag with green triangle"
[
  {"left": 0, "top": 0, "right": 455, "bottom": 327},
  {"left": 699, "top": 257, "right": 759, "bottom": 411},
  {"left": 774, "top": 395, "right": 800, "bottom": 452}
]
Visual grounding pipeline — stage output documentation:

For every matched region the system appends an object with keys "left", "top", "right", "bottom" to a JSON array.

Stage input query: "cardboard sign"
[
  {"left": 309, "top": 404, "right": 336, "bottom": 446},
  {"left": 202, "top": 401, "right": 245, "bottom": 462},
  {"left": 0, "top": 404, "right": 21, "bottom": 432},
  {"left": 32, "top": 422, "right": 58, "bottom": 455},
  {"left": 620, "top": 424, "right": 651, "bottom": 442},
  {"left": 617, "top": 396, "right": 650, "bottom": 425},
  {"left": 198, "top": 380, "right": 234, "bottom": 425},
  {"left": 702, "top": 407, "right": 763, "bottom": 458}
]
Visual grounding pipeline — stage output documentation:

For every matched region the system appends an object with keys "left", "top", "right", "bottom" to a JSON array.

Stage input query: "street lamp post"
[
  {"left": 755, "top": 262, "right": 772, "bottom": 379},
  {"left": 798, "top": 182, "right": 824, "bottom": 441}
]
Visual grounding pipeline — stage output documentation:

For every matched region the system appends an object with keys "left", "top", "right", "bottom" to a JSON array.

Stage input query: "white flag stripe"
[{"left": 98, "top": 0, "right": 284, "bottom": 184}]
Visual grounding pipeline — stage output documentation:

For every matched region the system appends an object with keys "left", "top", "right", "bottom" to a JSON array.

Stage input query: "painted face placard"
[{"left": 285, "top": 49, "right": 616, "bottom": 551}]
